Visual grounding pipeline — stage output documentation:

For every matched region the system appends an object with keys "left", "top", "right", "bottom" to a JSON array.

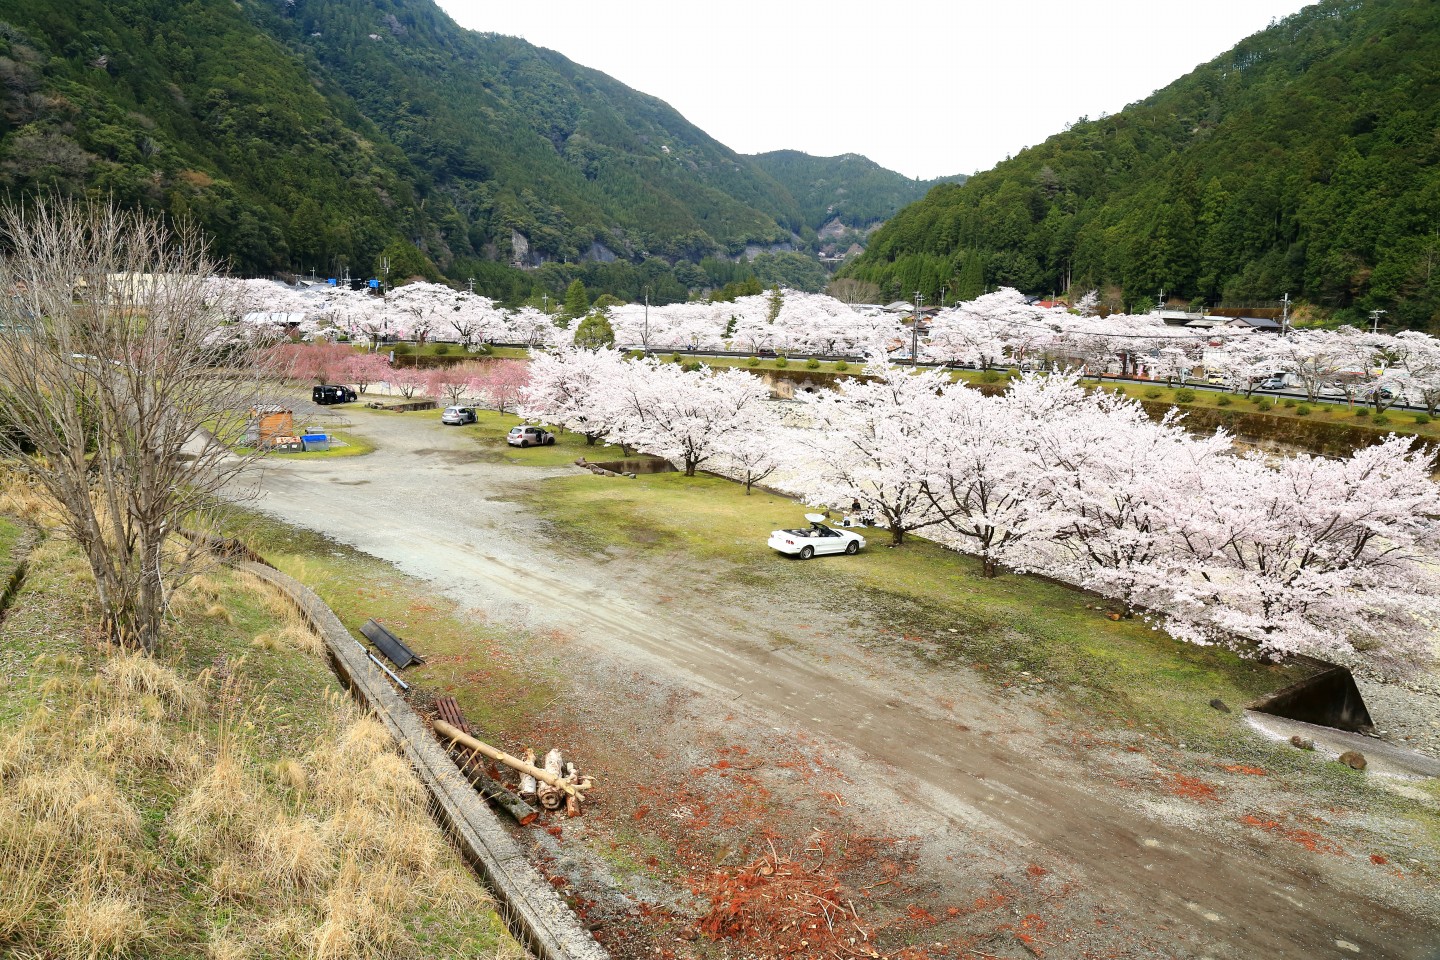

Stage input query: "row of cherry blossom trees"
[
  {"left": 210, "top": 277, "right": 1440, "bottom": 414},
  {"left": 520, "top": 349, "right": 1440, "bottom": 676}
]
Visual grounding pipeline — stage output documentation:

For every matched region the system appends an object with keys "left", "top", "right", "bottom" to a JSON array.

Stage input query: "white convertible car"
[{"left": 768, "top": 513, "right": 866, "bottom": 559}]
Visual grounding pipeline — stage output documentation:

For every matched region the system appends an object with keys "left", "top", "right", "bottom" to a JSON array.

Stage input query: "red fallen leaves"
[
  {"left": 1168, "top": 773, "right": 1221, "bottom": 802},
  {"left": 1240, "top": 814, "right": 1346, "bottom": 856},
  {"left": 1222, "top": 764, "right": 1268, "bottom": 776},
  {"left": 693, "top": 840, "right": 876, "bottom": 958}
]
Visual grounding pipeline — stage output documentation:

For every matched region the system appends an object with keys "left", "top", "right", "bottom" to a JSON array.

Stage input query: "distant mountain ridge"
[
  {"left": 0, "top": 0, "right": 949, "bottom": 301},
  {"left": 842, "top": 0, "right": 1440, "bottom": 328}
]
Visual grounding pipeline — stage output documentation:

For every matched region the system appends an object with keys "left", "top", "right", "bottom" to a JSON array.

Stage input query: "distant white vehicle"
[{"left": 767, "top": 513, "right": 866, "bottom": 559}]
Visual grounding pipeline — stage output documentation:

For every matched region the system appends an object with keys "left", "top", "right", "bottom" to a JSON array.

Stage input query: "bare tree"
[{"left": 0, "top": 198, "right": 273, "bottom": 652}]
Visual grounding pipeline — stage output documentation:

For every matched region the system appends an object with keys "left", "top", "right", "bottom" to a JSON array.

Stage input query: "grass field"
[{"left": 0, "top": 503, "right": 515, "bottom": 960}]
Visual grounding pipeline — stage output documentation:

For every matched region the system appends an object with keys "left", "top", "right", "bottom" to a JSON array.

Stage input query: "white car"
[{"left": 768, "top": 513, "right": 866, "bottom": 559}]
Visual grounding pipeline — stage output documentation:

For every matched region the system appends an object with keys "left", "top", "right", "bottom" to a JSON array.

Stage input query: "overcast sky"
[{"left": 434, "top": 0, "right": 1311, "bottom": 180}]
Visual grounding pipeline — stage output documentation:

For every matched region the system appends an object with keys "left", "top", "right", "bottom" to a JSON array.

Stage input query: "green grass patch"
[
  {"left": 516, "top": 469, "right": 1311, "bottom": 745},
  {"left": 218, "top": 505, "right": 562, "bottom": 739}
]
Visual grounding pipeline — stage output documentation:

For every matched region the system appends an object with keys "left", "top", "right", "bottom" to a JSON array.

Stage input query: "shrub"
[
  {"left": 1374, "top": 413, "right": 1391, "bottom": 426},
  {"left": 774, "top": 356, "right": 788, "bottom": 368},
  {"left": 746, "top": 356, "right": 760, "bottom": 367},
  {"left": 1354, "top": 407, "right": 1371, "bottom": 418},
  {"left": 627, "top": 349, "right": 646, "bottom": 360},
  {"left": 1174, "top": 388, "right": 1196, "bottom": 403},
  {"left": 1144, "top": 388, "right": 1164, "bottom": 399},
  {"left": 980, "top": 371, "right": 1002, "bottom": 384},
  {"left": 1414, "top": 413, "right": 1431, "bottom": 425},
  {"left": 668, "top": 353, "right": 683, "bottom": 364},
  {"left": 389, "top": 342, "right": 410, "bottom": 357},
  {"left": 1006, "top": 367, "right": 1021, "bottom": 379},
  {"left": 1216, "top": 396, "right": 1232, "bottom": 407},
  {"left": 433, "top": 344, "right": 450, "bottom": 356},
  {"left": 1296, "top": 405, "right": 1311, "bottom": 416},
  {"left": 1282, "top": 397, "right": 1297, "bottom": 408},
  {"left": 680, "top": 360, "right": 702, "bottom": 373},
  {"left": 834, "top": 360, "right": 849, "bottom": 372},
  {"left": 806, "top": 357, "right": 820, "bottom": 370},
  {"left": 1256, "top": 400, "right": 1274, "bottom": 412}
]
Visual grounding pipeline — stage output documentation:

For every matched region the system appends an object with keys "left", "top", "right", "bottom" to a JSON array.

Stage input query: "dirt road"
[{"left": 245, "top": 409, "right": 1439, "bottom": 959}]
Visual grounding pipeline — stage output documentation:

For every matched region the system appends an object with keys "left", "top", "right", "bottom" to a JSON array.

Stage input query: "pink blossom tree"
[
  {"left": 343, "top": 352, "right": 391, "bottom": 395},
  {"left": 471, "top": 359, "right": 531, "bottom": 414},
  {"left": 387, "top": 365, "right": 426, "bottom": 399}
]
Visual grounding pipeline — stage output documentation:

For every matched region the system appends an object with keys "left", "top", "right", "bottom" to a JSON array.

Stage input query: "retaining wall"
[{"left": 236, "top": 561, "right": 608, "bottom": 960}]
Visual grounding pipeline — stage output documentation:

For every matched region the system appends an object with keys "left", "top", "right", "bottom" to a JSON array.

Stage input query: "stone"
[
  {"left": 1289, "top": 735, "right": 1315, "bottom": 751},
  {"left": 1209, "top": 698, "right": 1231, "bottom": 713},
  {"left": 1338, "top": 750, "right": 1367, "bottom": 770}
]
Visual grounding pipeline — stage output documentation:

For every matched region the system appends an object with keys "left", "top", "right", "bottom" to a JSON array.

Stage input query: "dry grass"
[{"left": 0, "top": 524, "right": 513, "bottom": 959}]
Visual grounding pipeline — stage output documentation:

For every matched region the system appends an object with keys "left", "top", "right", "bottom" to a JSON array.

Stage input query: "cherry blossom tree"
[
  {"left": 1161, "top": 437, "right": 1440, "bottom": 675},
  {"left": 387, "top": 366, "right": 426, "bottom": 399},
  {"left": 343, "top": 352, "right": 391, "bottom": 394},
  {"left": 1271, "top": 326, "right": 1371, "bottom": 402},
  {"left": 608, "top": 361, "right": 772, "bottom": 476},
  {"left": 1035, "top": 384, "right": 1233, "bottom": 614},
  {"left": 425, "top": 362, "right": 482, "bottom": 405},
  {"left": 795, "top": 362, "right": 947, "bottom": 545},
  {"left": 442, "top": 292, "right": 505, "bottom": 350},
  {"left": 917, "top": 376, "right": 1070, "bottom": 577},
  {"left": 520, "top": 347, "right": 632, "bottom": 444},
  {"left": 471, "top": 359, "right": 531, "bottom": 414},
  {"left": 714, "top": 429, "right": 784, "bottom": 494},
  {"left": 264, "top": 341, "right": 356, "bottom": 383},
  {"left": 1393, "top": 330, "right": 1440, "bottom": 414}
]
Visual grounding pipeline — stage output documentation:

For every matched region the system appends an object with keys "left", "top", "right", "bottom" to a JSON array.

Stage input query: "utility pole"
[
  {"left": 467, "top": 276, "right": 475, "bottom": 294},
  {"left": 643, "top": 287, "right": 651, "bottom": 355},
  {"left": 912, "top": 290, "right": 923, "bottom": 366},
  {"left": 1280, "top": 292, "right": 1291, "bottom": 337},
  {"left": 1370, "top": 308, "right": 1387, "bottom": 334}
]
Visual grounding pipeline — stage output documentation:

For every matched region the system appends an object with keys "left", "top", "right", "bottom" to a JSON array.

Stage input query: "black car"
[{"left": 313, "top": 384, "right": 357, "bottom": 405}]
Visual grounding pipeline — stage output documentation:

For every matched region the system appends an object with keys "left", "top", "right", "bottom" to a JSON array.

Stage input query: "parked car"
[
  {"left": 1256, "top": 375, "right": 1288, "bottom": 391},
  {"left": 506, "top": 425, "right": 555, "bottom": 447},
  {"left": 768, "top": 513, "right": 866, "bottom": 559},
  {"left": 440, "top": 405, "right": 477, "bottom": 426},
  {"left": 313, "top": 384, "right": 356, "bottom": 405}
]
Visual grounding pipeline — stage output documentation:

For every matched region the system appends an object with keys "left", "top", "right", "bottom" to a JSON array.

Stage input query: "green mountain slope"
[
  {"left": 842, "top": 0, "right": 1440, "bottom": 328},
  {"left": 749, "top": 150, "right": 964, "bottom": 231},
  {"left": 0, "top": 0, "right": 930, "bottom": 300}
]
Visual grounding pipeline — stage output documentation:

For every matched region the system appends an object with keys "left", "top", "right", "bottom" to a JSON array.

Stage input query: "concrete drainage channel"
[{"left": 234, "top": 560, "right": 609, "bottom": 960}]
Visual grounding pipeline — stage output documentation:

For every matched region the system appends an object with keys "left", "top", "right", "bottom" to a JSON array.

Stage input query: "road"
[{"left": 245, "top": 408, "right": 1439, "bottom": 959}]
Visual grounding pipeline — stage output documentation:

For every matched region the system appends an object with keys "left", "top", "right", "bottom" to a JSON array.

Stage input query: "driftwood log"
[
  {"left": 536, "top": 748, "right": 565, "bottom": 811},
  {"left": 453, "top": 749, "right": 539, "bottom": 825},
  {"left": 432, "top": 720, "right": 592, "bottom": 800},
  {"left": 519, "top": 748, "right": 539, "bottom": 801}
]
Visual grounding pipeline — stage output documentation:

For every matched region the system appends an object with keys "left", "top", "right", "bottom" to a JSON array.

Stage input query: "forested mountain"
[
  {"left": 842, "top": 0, "right": 1440, "bottom": 329},
  {"left": 0, "top": 0, "right": 929, "bottom": 303},
  {"left": 749, "top": 150, "right": 963, "bottom": 232}
]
